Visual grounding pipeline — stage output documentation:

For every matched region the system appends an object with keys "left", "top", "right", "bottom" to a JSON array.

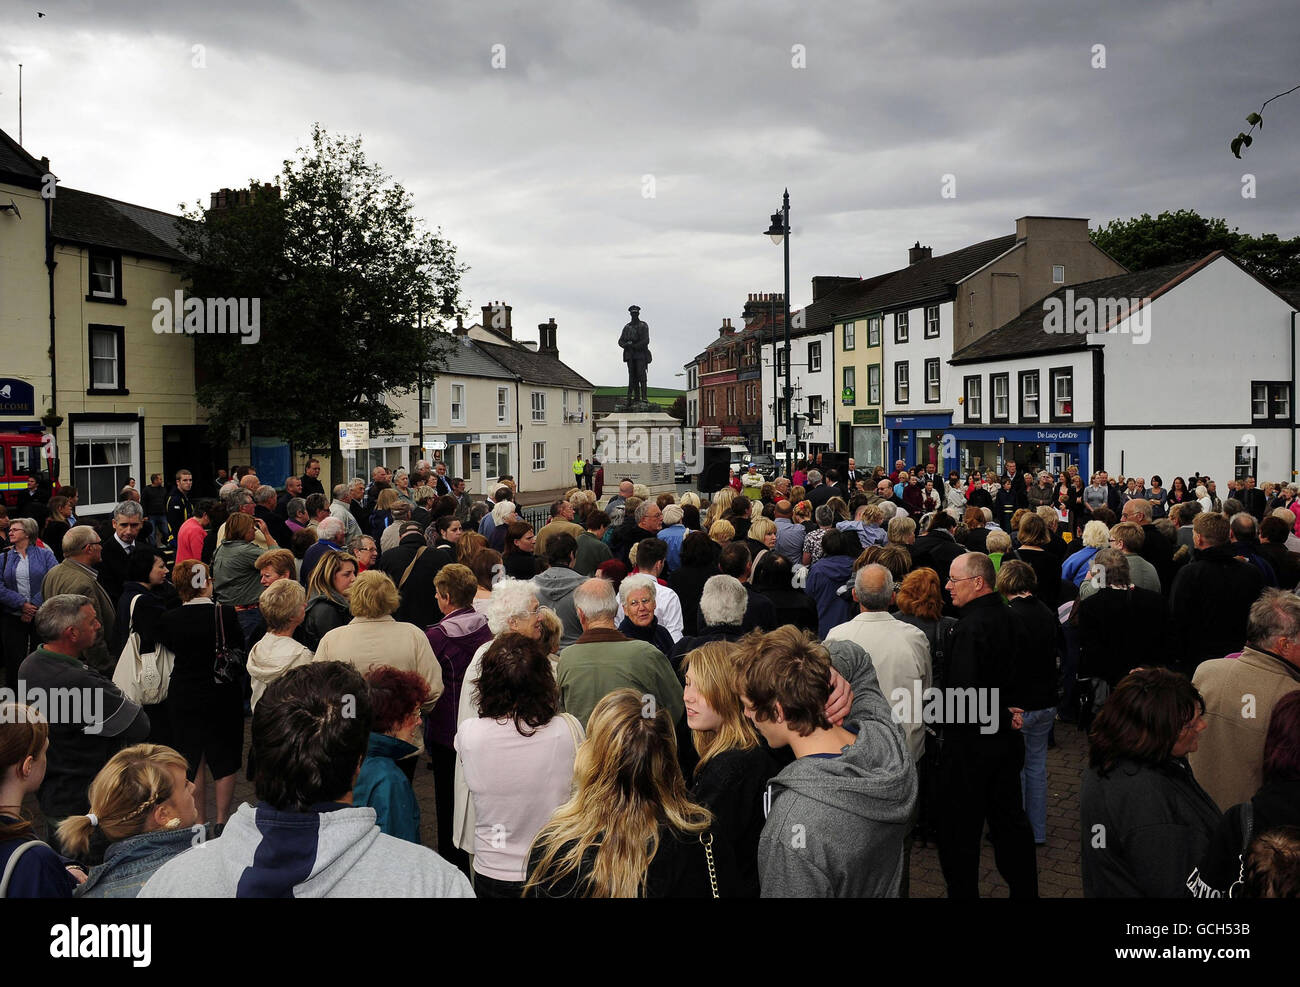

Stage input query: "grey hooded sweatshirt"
[
  {"left": 531, "top": 565, "right": 586, "bottom": 647},
  {"left": 139, "top": 801, "right": 475, "bottom": 898},
  {"left": 758, "top": 639, "right": 917, "bottom": 898}
]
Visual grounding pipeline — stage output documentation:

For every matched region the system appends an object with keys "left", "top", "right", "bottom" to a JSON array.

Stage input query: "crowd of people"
[{"left": 2, "top": 453, "right": 1299, "bottom": 899}]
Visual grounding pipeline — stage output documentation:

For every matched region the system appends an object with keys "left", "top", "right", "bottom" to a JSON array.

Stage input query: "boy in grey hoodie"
[
  {"left": 141, "top": 662, "right": 473, "bottom": 899},
  {"left": 741, "top": 628, "right": 916, "bottom": 897}
]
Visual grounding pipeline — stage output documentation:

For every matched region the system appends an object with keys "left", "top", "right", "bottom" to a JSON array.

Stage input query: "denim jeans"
[
  {"left": 149, "top": 514, "right": 169, "bottom": 547},
  {"left": 1020, "top": 707, "right": 1056, "bottom": 844}
]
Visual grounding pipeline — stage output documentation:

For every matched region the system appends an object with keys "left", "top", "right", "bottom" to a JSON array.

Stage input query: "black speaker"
[
  {"left": 699, "top": 448, "right": 732, "bottom": 493},
  {"left": 820, "top": 451, "right": 849, "bottom": 482}
]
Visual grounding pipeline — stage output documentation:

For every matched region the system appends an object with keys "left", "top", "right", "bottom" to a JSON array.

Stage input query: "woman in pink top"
[{"left": 454, "top": 632, "right": 582, "bottom": 898}]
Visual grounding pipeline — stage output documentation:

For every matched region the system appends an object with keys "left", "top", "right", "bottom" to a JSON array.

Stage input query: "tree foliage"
[
  {"left": 1230, "top": 83, "right": 1299, "bottom": 158},
  {"left": 668, "top": 394, "right": 687, "bottom": 421},
  {"left": 1091, "top": 210, "right": 1300, "bottom": 288},
  {"left": 177, "top": 124, "right": 467, "bottom": 455}
]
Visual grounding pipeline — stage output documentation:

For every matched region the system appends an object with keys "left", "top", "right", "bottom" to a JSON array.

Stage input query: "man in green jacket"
[
  {"left": 39, "top": 526, "right": 116, "bottom": 676},
  {"left": 556, "top": 578, "right": 682, "bottom": 730}
]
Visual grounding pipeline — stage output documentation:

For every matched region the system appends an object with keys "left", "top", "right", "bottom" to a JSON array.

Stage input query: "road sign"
[{"left": 338, "top": 421, "right": 369, "bottom": 451}]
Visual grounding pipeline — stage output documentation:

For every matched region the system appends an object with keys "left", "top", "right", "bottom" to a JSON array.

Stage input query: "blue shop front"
[
  {"left": 886, "top": 414, "right": 954, "bottom": 475},
  {"left": 945, "top": 424, "right": 1091, "bottom": 479}
]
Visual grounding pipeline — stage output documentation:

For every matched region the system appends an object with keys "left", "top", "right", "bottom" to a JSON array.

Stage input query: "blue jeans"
[
  {"left": 149, "top": 514, "right": 169, "bottom": 547},
  {"left": 1019, "top": 707, "right": 1055, "bottom": 844}
]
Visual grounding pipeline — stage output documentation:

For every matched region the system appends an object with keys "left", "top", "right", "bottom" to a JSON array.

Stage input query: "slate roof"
[
  {"left": 0, "top": 129, "right": 46, "bottom": 187},
  {"left": 474, "top": 337, "right": 595, "bottom": 390},
  {"left": 949, "top": 255, "right": 1214, "bottom": 364},
  {"left": 52, "top": 187, "right": 190, "bottom": 263}
]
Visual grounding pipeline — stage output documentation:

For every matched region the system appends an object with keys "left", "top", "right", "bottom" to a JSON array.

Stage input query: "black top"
[
  {"left": 1007, "top": 595, "right": 1062, "bottom": 711},
  {"left": 1189, "top": 779, "right": 1300, "bottom": 897},
  {"left": 1169, "top": 545, "right": 1266, "bottom": 673},
  {"left": 1012, "top": 547, "right": 1062, "bottom": 609},
  {"left": 668, "top": 564, "right": 715, "bottom": 636},
  {"left": 503, "top": 551, "right": 543, "bottom": 580},
  {"left": 141, "top": 484, "right": 168, "bottom": 516},
  {"left": 96, "top": 537, "right": 133, "bottom": 607},
  {"left": 155, "top": 600, "right": 246, "bottom": 695},
  {"left": 741, "top": 585, "right": 778, "bottom": 633},
  {"left": 300, "top": 475, "right": 325, "bottom": 499},
  {"left": 113, "top": 582, "right": 176, "bottom": 657},
  {"left": 378, "top": 535, "right": 447, "bottom": 630},
  {"left": 691, "top": 745, "right": 778, "bottom": 898},
  {"left": 754, "top": 587, "right": 818, "bottom": 634},
  {"left": 1078, "top": 586, "right": 1169, "bottom": 687},
  {"left": 947, "top": 593, "right": 1028, "bottom": 738},
  {"left": 525, "top": 824, "right": 736, "bottom": 898},
  {"left": 618, "top": 616, "right": 675, "bottom": 659}
]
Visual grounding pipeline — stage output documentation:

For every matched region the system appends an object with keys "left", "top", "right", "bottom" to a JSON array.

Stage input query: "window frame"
[
  {"left": 1052, "top": 265, "right": 1065, "bottom": 284},
  {"left": 868, "top": 364, "right": 881, "bottom": 406},
  {"left": 964, "top": 375, "right": 982, "bottom": 423},
  {"left": 843, "top": 322, "right": 855, "bottom": 351},
  {"left": 924, "top": 304, "right": 940, "bottom": 339},
  {"left": 1251, "top": 380, "right": 1291, "bottom": 423},
  {"left": 450, "top": 383, "right": 466, "bottom": 425},
  {"left": 867, "top": 316, "right": 881, "bottom": 348},
  {"left": 1049, "top": 367, "right": 1074, "bottom": 423},
  {"left": 924, "top": 358, "right": 940, "bottom": 404},
  {"left": 894, "top": 361, "right": 910, "bottom": 404},
  {"left": 1018, "top": 370, "right": 1040, "bottom": 424},
  {"left": 808, "top": 341, "right": 822, "bottom": 372},
  {"left": 808, "top": 395, "right": 822, "bottom": 427},
  {"left": 496, "top": 385, "right": 509, "bottom": 424},
  {"left": 531, "top": 441, "right": 546, "bottom": 472},
  {"left": 421, "top": 382, "right": 437, "bottom": 425},
  {"left": 531, "top": 390, "right": 546, "bottom": 423},
  {"left": 87, "top": 324, "right": 128, "bottom": 395},
  {"left": 991, "top": 372, "right": 1010, "bottom": 423},
  {"left": 894, "top": 310, "right": 910, "bottom": 344},
  {"left": 87, "top": 250, "right": 125, "bottom": 305}
]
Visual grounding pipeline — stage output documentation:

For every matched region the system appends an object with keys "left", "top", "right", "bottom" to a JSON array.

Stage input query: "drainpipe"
[
  {"left": 1291, "top": 310, "right": 1297, "bottom": 481},
  {"left": 45, "top": 192, "right": 59, "bottom": 482}
]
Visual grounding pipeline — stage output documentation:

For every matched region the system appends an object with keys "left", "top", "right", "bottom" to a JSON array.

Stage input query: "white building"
[
  {"left": 948, "top": 251, "right": 1300, "bottom": 484},
  {"left": 759, "top": 317, "right": 835, "bottom": 461}
]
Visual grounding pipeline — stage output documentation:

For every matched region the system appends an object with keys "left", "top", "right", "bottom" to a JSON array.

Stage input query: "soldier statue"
[{"left": 618, "top": 305, "right": 652, "bottom": 406}]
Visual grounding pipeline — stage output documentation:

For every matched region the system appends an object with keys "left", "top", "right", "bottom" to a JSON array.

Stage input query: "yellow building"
[{"left": 1, "top": 128, "right": 210, "bottom": 515}]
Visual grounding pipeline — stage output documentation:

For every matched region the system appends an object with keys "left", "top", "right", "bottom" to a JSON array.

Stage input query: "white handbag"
[{"left": 112, "top": 594, "right": 176, "bottom": 705}]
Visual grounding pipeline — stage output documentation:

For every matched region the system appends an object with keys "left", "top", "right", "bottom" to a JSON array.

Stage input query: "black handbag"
[{"left": 212, "top": 604, "right": 246, "bottom": 685}]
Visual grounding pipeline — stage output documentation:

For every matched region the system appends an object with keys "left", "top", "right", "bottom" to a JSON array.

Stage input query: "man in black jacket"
[
  {"left": 299, "top": 458, "right": 325, "bottom": 500},
  {"left": 275, "top": 475, "right": 303, "bottom": 518},
  {"left": 1120, "top": 498, "right": 1174, "bottom": 593},
  {"left": 609, "top": 501, "right": 661, "bottom": 564},
  {"left": 253, "top": 485, "right": 294, "bottom": 550},
  {"left": 1256, "top": 515, "right": 1300, "bottom": 590},
  {"left": 1170, "top": 511, "right": 1266, "bottom": 676},
  {"left": 1239, "top": 476, "right": 1267, "bottom": 522},
  {"left": 165, "top": 470, "right": 195, "bottom": 549},
  {"left": 911, "top": 511, "right": 967, "bottom": 613},
  {"left": 938, "top": 551, "right": 1039, "bottom": 899},
  {"left": 379, "top": 522, "right": 445, "bottom": 630},
  {"left": 1076, "top": 549, "right": 1169, "bottom": 687}
]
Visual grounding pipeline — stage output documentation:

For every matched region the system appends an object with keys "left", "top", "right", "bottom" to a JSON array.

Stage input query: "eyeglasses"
[{"left": 947, "top": 574, "right": 981, "bottom": 584}]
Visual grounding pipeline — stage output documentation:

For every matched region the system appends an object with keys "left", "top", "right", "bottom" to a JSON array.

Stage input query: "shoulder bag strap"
[
  {"left": 0, "top": 839, "right": 45, "bottom": 898},
  {"left": 128, "top": 592, "right": 141, "bottom": 633},
  {"left": 699, "top": 832, "right": 719, "bottom": 899},
  {"left": 399, "top": 546, "right": 428, "bottom": 590},
  {"left": 214, "top": 602, "right": 226, "bottom": 648}
]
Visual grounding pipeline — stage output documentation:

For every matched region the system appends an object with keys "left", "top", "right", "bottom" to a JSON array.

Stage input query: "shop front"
[
  {"left": 946, "top": 425, "right": 1091, "bottom": 479},
  {"left": 886, "top": 414, "right": 953, "bottom": 476},
  {"left": 840, "top": 409, "right": 884, "bottom": 470}
]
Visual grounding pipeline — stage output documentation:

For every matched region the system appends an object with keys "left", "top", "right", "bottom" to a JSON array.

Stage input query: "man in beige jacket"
[
  {"left": 40, "top": 526, "right": 116, "bottom": 676},
  {"left": 1189, "top": 589, "right": 1300, "bottom": 811}
]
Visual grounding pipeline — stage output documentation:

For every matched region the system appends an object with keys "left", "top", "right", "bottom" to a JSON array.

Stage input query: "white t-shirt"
[{"left": 454, "top": 714, "right": 582, "bottom": 882}]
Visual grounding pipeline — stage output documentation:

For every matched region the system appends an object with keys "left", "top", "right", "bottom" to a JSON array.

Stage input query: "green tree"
[
  {"left": 1091, "top": 210, "right": 1300, "bottom": 288},
  {"left": 177, "top": 124, "right": 466, "bottom": 462},
  {"left": 668, "top": 394, "right": 687, "bottom": 421}
]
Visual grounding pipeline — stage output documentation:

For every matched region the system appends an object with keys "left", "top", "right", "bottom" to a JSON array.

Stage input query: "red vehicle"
[{"left": 0, "top": 431, "right": 49, "bottom": 508}]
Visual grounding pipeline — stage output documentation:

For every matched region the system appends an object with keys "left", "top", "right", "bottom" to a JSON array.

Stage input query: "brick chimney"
[
  {"left": 909, "top": 241, "right": 932, "bottom": 265},
  {"left": 481, "top": 301, "right": 513, "bottom": 339},
  {"left": 742, "top": 292, "right": 784, "bottom": 327},
  {"left": 719, "top": 317, "right": 736, "bottom": 337},
  {"left": 452, "top": 314, "right": 467, "bottom": 336},
  {"left": 208, "top": 183, "right": 280, "bottom": 214},
  {"left": 811, "top": 276, "right": 858, "bottom": 301},
  {"left": 538, "top": 318, "right": 559, "bottom": 357}
]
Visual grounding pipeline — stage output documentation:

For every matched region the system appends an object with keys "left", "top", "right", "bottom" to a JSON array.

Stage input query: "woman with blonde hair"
[
  {"left": 1062, "top": 519, "right": 1111, "bottom": 587},
  {"left": 368, "top": 487, "right": 402, "bottom": 541},
  {"left": 681, "top": 641, "right": 776, "bottom": 897},
  {"left": 302, "top": 550, "right": 357, "bottom": 649},
  {"left": 59, "top": 744, "right": 200, "bottom": 897},
  {"left": 524, "top": 689, "right": 731, "bottom": 897},
  {"left": 703, "top": 487, "right": 737, "bottom": 530},
  {"left": 678, "top": 491, "right": 701, "bottom": 510},
  {"left": 0, "top": 704, "right": 81, "bottom": 896},
  {"left": 246, "top": 579, "right": 313, "bottom": 711},
  {"left": 456, "top": 530, "right": 488, "bottom": 564},
  {"left": 707, "top": 519, "right": 735, "bottom": 547}
]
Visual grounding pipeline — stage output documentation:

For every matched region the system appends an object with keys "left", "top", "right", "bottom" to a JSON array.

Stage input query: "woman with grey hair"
[
  {"left": 284, "top": 496, "right": 309, "bottom": 533},
  {"left": 617, "top": 572, "right": 673, "bottom": 659},
  {"left": 1, "top": 517, "right": 58, "bottom": 689},
  {"left": 487, "top": 500, "right": 518, "bottom": 553},
  {"left": 392, "top": 468, "right": 415, "bottom": 508},
  {"left": 802, "top": 503, "right": 838, "bottom": 567}
]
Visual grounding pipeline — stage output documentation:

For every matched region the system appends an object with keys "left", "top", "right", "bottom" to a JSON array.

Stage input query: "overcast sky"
[{"left": 5, "top": 0, "right": 1298, "bottom": 389}]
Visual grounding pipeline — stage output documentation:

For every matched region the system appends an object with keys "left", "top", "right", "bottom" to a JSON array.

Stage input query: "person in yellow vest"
[{"left": 573, "top": 457, "right": 586, "bottom": 490}]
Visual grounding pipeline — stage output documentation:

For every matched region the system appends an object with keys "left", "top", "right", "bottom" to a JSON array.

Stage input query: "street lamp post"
[{"left": 765, "top": 190, "right": 793, "bottom": 478}]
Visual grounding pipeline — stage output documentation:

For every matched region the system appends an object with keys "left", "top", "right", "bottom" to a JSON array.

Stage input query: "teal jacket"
[{"left": 354, "top": 733, "right": 421, "bottom": 845}]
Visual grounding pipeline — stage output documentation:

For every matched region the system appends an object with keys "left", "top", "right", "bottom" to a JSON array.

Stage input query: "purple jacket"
[
  {"left": 0, "top": 544, "right": 59, "bottom": 615},
  {"left": 425, "top": 607, "right": 493, "bottom": 749}
]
